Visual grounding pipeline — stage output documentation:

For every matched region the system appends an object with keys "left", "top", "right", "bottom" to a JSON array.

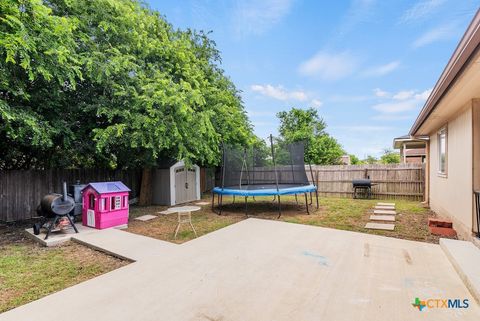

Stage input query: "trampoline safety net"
[{"left": 221, "top": 140, "right": 310, "bottom": 189}]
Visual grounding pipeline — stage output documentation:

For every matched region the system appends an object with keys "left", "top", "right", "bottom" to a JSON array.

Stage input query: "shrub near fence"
[
  {"left": 0, "top": 169, "right": 142, "bottom": 222},
  {"left": 306, "top": 163, "right": 425, "bottom": 201}
]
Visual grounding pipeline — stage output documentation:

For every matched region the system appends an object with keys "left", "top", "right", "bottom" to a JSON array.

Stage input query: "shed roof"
[{"left": 82, "top": 181, "right": 131, "bottom": 194}]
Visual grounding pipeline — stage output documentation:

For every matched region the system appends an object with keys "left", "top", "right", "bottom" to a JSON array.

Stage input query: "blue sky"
[{"left": 146, "top": 0, "right": 478, "bottom": 158}]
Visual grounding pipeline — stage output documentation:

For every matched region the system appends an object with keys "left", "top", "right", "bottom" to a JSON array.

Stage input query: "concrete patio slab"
[
  {"left": 72, "top": 228, "right": 177, "bottom": 261},
  {"left": 369, "top": 215, "right": 396, "bottom": 222},
  {"left": 3, "top": 219, "right": 479, "bottom": 321},
  {"left": 24, "top": 223, "right": 99, "bottom": 247},
  {"left": 365, "top": 222, "right": 395, "bottom": 230},
  {"left": 440, "top": 238, "right": 480, "bottom": 303},
  {"left": 134, "top": 214, "right": 158, "bottom": 221},
  {"left": 374, "top": 209, "right": 397, "bottom": 215}
]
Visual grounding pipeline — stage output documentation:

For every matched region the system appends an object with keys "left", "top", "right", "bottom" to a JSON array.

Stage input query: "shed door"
[
  {"left": 186, "top": 168, "right": 196, "bottom": 201},
  {"left": 175, "top": 167, "right": 197, "bottom": 204},
  {"left": 175, "top": 167, "right": 186, "bottom": 204}
]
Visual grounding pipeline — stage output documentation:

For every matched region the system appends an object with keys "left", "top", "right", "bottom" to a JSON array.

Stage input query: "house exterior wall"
[{"left": 429, "top": 102, "right": 473, "bottom": 239}]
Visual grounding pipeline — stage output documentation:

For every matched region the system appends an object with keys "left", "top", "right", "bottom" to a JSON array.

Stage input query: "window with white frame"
[
  {"left": 438, "top": 127, "right": 447, "bottom": 175},
  {"left": 114, "top": 196, "right": 122, "bottom": 209}
]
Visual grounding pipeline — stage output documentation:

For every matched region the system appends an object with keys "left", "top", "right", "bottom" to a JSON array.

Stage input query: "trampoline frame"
[{"left": 212, "top": 135, "right": 319, "bottom": 218}]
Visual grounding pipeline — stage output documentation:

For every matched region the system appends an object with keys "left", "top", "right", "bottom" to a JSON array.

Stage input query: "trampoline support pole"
[
  {"left": 219, "top": 194, "right": 223, "bottom": 216},
  {"left": 277, "top": 195, "right": 282, "bottom": 219},
  {"left": 211, "top": 192, "right": 215, "bottom": 213},
  {"left": 304, "top": 193, "right": 310, "bottom": 215},
  {"left": 295, "top": 194, "right": 298, "bottom": 204},
  {"left": 245, "top": 196, "right": 248, "bottom": 217},
  {"left": 315, "top": 190, "right": 319, "bottom": 209},
  {"left": 309, "top": 191, "right": 313, "bottom": 205},
  {"left": 233, "top": 195, "right": 236, "bottom": 204}
]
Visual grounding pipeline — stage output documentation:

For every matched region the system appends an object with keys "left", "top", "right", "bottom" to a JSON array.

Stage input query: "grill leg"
[
  {"left": 66, "top": 214, "right": 78, "bottom": 233},
  {"left": 305, "top": 193, "right": 310, "bottom": 215},
  {"left": 44, "top": 215, "right": 59, "bottom": 240},
  {"left": 277, "top": 195, "right": 282, "bottom": 219}
]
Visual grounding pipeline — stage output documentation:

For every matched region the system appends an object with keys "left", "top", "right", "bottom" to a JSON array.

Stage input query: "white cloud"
[
  {"left": 363, "top": 61, "right": 400, "bottom": 77},
  {"left": 373, "top": 88, "right": 390, "bottom": 98},
  {"left": 414, "top": 88, "right": 432, "bottom": 100},
  {"left": 372, "top": 88, "right": 431, "bottom": 114},
  {"left": 399, "top": 0, "right": 446, "bottom": 24},
  {"left": 413, "top": 24, "right": 457, "bottom": 48},
  {"left": 298, "top": 51, "right": 358, "bottom": 80},
  {"left": 393, "top": 90, "right": 415, "bottom": 100},
  {"left": 311, "top": 99, "right": 323, "bottom": 108},
  {"left": 250, "top": 84, "right": 308, "bottom": 101},
  {"left": 372, "top": 100, "right": 419, "bottom": 114},
  {"left": 232, "top": 0, "right": 294, "bottom": 37}
]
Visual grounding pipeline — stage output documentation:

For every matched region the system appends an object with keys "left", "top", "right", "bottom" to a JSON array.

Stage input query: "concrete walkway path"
[
  {"left": 1, "top": 219, "right": 479, "bottom": 321},
  {"left": 72, "top": 228, "right": 177, "bottom": 261}
]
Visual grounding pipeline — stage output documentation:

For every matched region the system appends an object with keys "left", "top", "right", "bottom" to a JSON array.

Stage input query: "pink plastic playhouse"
[{"left": 81, "top": 181, "right": 130, "bottom": 229}]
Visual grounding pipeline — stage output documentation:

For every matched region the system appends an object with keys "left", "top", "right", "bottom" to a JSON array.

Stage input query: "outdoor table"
[{"left": 169, "top": 206, "right": 200, "bottom": 239}]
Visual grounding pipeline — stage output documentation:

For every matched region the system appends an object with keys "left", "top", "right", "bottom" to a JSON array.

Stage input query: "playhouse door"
[{"left": 175, "top": 167, "right": 187, "bottom": 204}]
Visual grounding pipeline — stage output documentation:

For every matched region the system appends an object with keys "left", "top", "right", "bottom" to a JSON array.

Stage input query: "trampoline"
[{"left": 212, "top": 135, "right": 319, "bottom": 218}]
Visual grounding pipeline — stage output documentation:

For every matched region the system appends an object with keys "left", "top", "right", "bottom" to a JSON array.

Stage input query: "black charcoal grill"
[
  {"left": 33, "top": 182, "right": 78, "bottom": 240},
  {"left": 352, "top": 179, "right": 375, "bottom": 199}
]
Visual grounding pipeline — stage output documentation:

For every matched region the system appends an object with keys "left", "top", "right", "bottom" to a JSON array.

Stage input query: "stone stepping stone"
[
  {"left": 377, "top": 202, "right": 395, "bottom": 206},
  {"left": 195, "top": 201, "right": 210, "bottom": 206},
  {"left": 134, "top": 214, "right": 158, "bottom": 221},
  {"left": 365, "top": 223, "right": 395, "bottom": 231},
  {"left": 370, "top": 215, "right": 395, "bottom": 222},
  {"left": 374, "top": 210, "right": 396, "bottom": 215},
  {"left": 375, "top": 205, "right": 395, "bottom": 210}
]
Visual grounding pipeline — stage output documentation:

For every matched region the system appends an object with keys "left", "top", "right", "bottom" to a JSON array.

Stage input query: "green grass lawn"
[
  {"left": 128, "top": 195, "right": 443, "bottom": 244},
  {"left": 0, "top": 228, "right": 127, "bottom": 313}
]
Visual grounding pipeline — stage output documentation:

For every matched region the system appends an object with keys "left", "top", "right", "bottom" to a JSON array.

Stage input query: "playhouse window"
[
  {"left": 124, "top": 196, "right": 128, "bottom": 208},
  {"left": 111, "top": 196, "right": 121, "bottom": 210},
  {"left": 89, "top": 194, "right": 95, "bottom": 209},
  {"left": 100, "top": 198, "right": 106, "bottom": 211}
]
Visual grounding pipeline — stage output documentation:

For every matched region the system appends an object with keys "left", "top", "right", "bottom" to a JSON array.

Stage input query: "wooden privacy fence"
[
  {"left": 0, "top": 169, "right": 142, "bottom": 222},
  {"left": 306, "top": 163, "right": 425, "bottom": 201}
]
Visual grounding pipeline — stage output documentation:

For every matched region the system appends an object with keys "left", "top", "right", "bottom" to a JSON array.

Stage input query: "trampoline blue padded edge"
[{"left": 212, "top": 184, "right": 317, "bottom": 197}]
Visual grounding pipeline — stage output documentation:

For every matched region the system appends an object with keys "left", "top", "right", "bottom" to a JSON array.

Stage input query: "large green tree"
[
  {"left": 0, "top": 0, "right": 253, "bottom": 170},
  {"left": 276, "top": 107, "right": 344, "bottom": 165}
]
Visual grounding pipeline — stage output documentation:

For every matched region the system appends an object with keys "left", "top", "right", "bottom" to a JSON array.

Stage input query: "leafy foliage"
[
  {"left": 380, "top": 149, "right": 401, "bottom": 164},
  {"left": 0, "top": 0, "right": 252, "bottom": 169},
  {"left": 349, "top": 154, "right": 361, "bottom": 165},
  {"left": 276, "top": 107, "right": 344, "bottom": 165}
]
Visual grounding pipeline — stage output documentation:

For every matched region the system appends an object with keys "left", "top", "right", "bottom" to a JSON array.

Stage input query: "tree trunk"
[{"left": 138, "top": 167, "right": 153, "bottom": 206}]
